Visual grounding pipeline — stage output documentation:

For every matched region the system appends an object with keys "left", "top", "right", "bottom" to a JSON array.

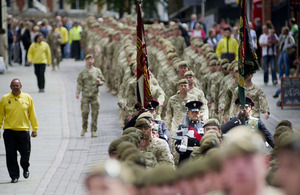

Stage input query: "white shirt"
[
  {"left": 259, "top": 33, "right": 278, "bottom": 56},
  {"left": 250, "top": 29, "right": 257, "bottom": 48}
]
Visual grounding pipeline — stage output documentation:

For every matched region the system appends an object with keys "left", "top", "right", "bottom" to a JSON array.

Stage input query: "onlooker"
[
  {"left": 188, "top": 14, "right": 198, "bottom": 31},
  {"left": 278, "top": 26, "right": 295, "bottom": 77},
  {"left": 31, "top": 25, "right": 40, "bottom": 42},
  {"left": 198, "top": 16, "right": 207, "bottom": 35},
  {"left": 191, "top": 23, "right": 205, "bottom": 42},
  {"left": 39, "top": 21, "right": 48, "bottom": 39},
  {"left": 216, "top": 26, "right": 239, "bottom": 62},
  {"left": 7, "top": 24, "right": 13, "bottom": 66},
  {"left": 216, "top": 25, "right": 224, "bottom": 43},
  {"left": 16, "top": 22, "right": 24, "bottom": 65},
  {"left": 259, "top": 25, "right": 278, "bottom": 85},
  {"left": 255, "top": 18, "right": 263, "bottom": 62},
  {"left": 20, "top": 21, "right": 32, "bottom": 66},
  {"left": 62, "top": 16, "right": 72, "bottom": 58},
  {"left": 289, "top": 18, "right": 298, "bottom": 45},
  {"left": 249, "top": 22, "right": 258, "bottom": 52},
  {"left": 232, "top": 26, "right": 239, "bottom": 41},
  {"left": 69, "top": 21, "right": 82, "bottom": 61},
  {"left": 206, "top": 28, "right": 217, "bottom": 50},
  {"left": 0, "top": 78, "right": 38, "bottom": 183},
  {"left": 55, "top": 21, "right": 68, "bottom": 60},
  {"left": 0, "top": 29, "right": 8, "bottom": 68},
  {"left": 27, "top": 33, "right": 52, "bottom": 92}
]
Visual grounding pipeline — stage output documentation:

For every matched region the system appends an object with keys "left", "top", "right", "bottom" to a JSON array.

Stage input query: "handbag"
[
  {"left": 286, "top": 36, "right": 296, "bottom": 57},
  {"left": 287, "top": 45, "right": 296, "bottom": 57}
]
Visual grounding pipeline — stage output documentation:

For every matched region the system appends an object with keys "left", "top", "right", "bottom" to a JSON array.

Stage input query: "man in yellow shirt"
[
  {"left": 27, "top": 33, "right": 51, "bottom": 92},
  {"left": 69, "top": 21, "right": 82, "bottom": 61},
  {"left": 0, "top": 79, "right": 38, "bottom": 183},
  {"left": 216, "top": 26, "right": 239, "bottom": 62},
  {"left": 55, "top": 21, "right": 68, "bottom": 60}
]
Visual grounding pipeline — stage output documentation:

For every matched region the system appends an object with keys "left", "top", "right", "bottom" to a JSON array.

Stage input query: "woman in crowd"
[{"left": 278, "top": 26, "right": 295, "bottom": 77}]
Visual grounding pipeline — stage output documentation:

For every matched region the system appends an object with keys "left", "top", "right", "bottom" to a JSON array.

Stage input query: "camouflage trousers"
[
  {"left": 81, "top": 96, "right": 100, "bottom": 132},
  {"left": 51, "top": 48, "right": 61, "bottom": 69},
  {"left": 106, "top": 68, "right": 114, "bottom": 91}
]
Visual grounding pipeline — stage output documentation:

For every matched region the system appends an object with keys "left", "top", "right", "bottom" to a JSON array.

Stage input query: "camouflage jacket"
[
  {"left": 146, "top": 137, "right": 174, "bottom": 167},
  {"left": 76, "top": 66, "right": 105, "bottom": 97},
  {"left": 165, "top": 93, "right": 197, "bottom": 133}
]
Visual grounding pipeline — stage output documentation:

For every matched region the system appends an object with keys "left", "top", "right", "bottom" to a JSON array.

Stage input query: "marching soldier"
[
  {"left": 135, "top": 118, "right": 174, "bottom": 166},
  {"left": 184, "top": 70, "right": 209, "bottom": 122},
  {"left": 76, "top": 54, "right": 105, "bottom": 137},
  {"left": 216, "top": 127, "right": 284, "bottom": 195},
  {"left": 46, "top": 23, "right": 62, "bottom": 71},
  {"left": 229, "top": 74, "right": 270, "bottom": 119}
]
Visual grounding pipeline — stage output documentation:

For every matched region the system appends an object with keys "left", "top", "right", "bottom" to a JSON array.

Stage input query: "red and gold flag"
[{"left": 136, "top": 1, "right": 152, "bottom": 107}]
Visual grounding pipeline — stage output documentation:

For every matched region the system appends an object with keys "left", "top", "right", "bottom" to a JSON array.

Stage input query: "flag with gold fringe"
[
  {"left": 238, "top": 0, "right": 260, "bottom": 108},
  {"left": 136, "top": 0, "right": 153, "bottom": 107}
]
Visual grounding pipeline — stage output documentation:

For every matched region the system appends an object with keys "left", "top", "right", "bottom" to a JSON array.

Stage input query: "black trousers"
[
  {"left": 3, "top": 130, "right": 31, "bottom": 179},
  {"left": 179, "top": 151, "right": 192, "bottom": 164},
  {"left": 60, "top": 44, "right": 65, "bottom": 59},
  {"left": 71, "top": 41, "right": 81, "bottom": 60},
  {"left": 34, "top": 64, "right": 46, "bottom": 89}
]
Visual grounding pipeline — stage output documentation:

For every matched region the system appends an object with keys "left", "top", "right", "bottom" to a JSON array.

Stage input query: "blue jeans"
[
  {"left": 263, "top": 55, "right": 277, "bottom": 84},
  {"left": 275, "top": 88, "right": 281, "bottom": 96},
  {"left": 278, "top": 51, "right": 290, "bottom": 77}
]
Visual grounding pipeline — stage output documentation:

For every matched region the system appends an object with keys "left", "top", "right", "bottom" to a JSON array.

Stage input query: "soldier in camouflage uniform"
[
  {"left": 229, "top": 74, "right": 270, "bottom": 119},
  {"left": 184, "top": 70, "right": 209, "bottom": 122},
  {"left": 217, "top": 127, "right": 284, "bottom": 195},
  {"left": 76, "top": 54, "right": 105, "bottom": 137},
  {"left": 203, "top": 59, "right": 218, "bottom": 115},
  {"left": 216, "top": 60, "right": 232, "bottom": 124},
  {"left": 46, "top": 24, "right": 62, "bottom": 71},
  {"left": 172, "top": 26, "right": 186, "bottom": 58},
  {"left": 218, "top": 61, "right": 239, "bottom": 124},
  {"left": 167, "top": 61, "right": 190, "bottom": 100},
  {"left": 135, "top": 118, "right": 174, "bottom": 167},
  {"left": 209, "top": 59, "right": 225, "bottom": 119},
  {"left": 165, "top": 79, "right": 197, "bottom": 161},
  {"left": 111, "top": 31, "right": 122, "bottom": 95},
  {"left": 103, "top": 31, "right": 115, "bottom": 92}
]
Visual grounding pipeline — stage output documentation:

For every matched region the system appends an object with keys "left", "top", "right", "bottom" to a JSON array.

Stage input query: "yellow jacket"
[
  {"left": 55, "top": 26, "right": 69, "bottom": 44},
  {"left": 27, "top": 41, "right": 51, "bottom": 65},
  {"left": 69, "top": 26, "right": 82, "bottom": 44},
  {"left": 0, "top": 92, "right": 38, "bottom": 132},
  {"left": 216, "top": 36, "right": 239, "bottom": 61}
]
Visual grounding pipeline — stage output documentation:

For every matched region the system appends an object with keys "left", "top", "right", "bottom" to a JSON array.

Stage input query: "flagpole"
[{"left": 238, "top": 0, "right": 246, "bottom": 124}]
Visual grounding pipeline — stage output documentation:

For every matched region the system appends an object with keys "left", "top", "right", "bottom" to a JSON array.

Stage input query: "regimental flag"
[
  {"left": 136, "top": 0, "right": 153, "bottom": 107},
  {"left": 238, "top": 0, "right": 260, "bottom": 108}
]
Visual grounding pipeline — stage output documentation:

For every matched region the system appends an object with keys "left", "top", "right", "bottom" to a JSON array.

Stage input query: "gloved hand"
[{"left": 237, "top": 109, "right": 246, "bottom": 120}]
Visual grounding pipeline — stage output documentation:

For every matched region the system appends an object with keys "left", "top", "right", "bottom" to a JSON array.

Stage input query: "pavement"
[
  {"left": 252, "top": 69, "right": 300, "bottom": 133},
  {"left": 0, "top": 59, "right": 299, "bottom": 195},
  {"left": 0, "top": 60, "right": 122, "bottom": 195}
]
